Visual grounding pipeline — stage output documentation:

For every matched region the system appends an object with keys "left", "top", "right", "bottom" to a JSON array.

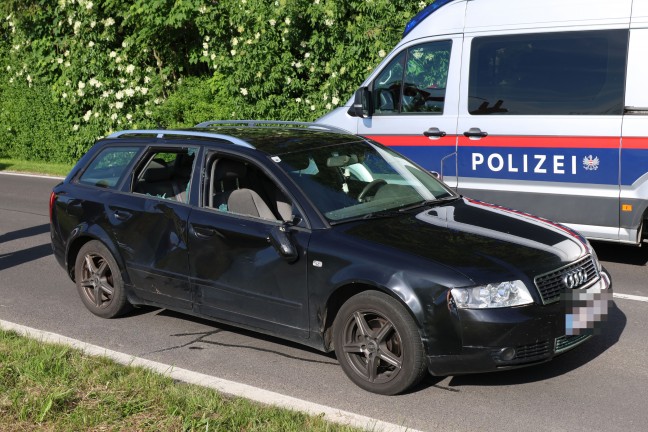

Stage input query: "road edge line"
[
  {"left": 0, "top": 319, "right": 421, "bottom": 432},
  {"left": 613, "top": 293, "right": 648, "bottom": 303},
  {"left": 0, "top": 171, "right": 65, "bottom": 180}
]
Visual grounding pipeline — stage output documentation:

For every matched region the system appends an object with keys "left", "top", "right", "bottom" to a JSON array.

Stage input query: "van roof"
[{"left": 402, "top": 0, "right": 633, "bottom": 44}]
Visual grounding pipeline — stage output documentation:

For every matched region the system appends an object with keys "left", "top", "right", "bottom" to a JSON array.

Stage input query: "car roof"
[{"left": 104, "top": 121, "right": 366, "bottom": 156}]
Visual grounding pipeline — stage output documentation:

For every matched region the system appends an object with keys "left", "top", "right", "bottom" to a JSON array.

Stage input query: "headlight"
[{"left": 451, "top": 280, "right": 533, "bottom": 309}]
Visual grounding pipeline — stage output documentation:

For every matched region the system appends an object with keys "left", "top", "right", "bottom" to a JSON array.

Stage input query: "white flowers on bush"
[
  {"left": 83, "top": 110, "right": 92, "bottom": 122},
  {"left": 269, "top": 19, "right": 276, "bottom": 26},
  {"left": 125, "top": 64, "right": 135, "bottom": 74},
  {"left": 379, "top": 49, "right": 386, "bottom": 58},
  {"left": 240, "top": 88, "right": 248, "bottom": 96},
  {"left": 115, "top": 101, "right": 124, "bottom": 109},
  {"left": 104, "top": 17, "right": 115, "bottom": 27}
]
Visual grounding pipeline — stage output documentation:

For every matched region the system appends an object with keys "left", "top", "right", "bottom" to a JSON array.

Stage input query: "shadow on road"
[
  {"left": 134, "top": 308, "right": 339, "bottom": 366},
  {"left": 0, "top": 223, "right": 50, "bottom": 244},
  {"left": 0, "top": 243, "right": 53, "bottom": 271},
  {"left": 442, "top": 301, "right": 626, "bottom": 389},
  {"left": 592, "top": 240, "right": 648, "bottom": 266}
]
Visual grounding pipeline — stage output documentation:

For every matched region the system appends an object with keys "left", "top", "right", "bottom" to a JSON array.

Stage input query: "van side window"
[
  {"left": 469, "top": 30, "right": 628, "bottom": 115},
  {"left": 372, "top": 40, "right": 452, "bottom": 115},
  {"left": 78, "top": 146, "right": 140, "bottom": 188}
]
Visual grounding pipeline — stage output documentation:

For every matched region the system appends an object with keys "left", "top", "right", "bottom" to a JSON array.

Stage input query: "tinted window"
[
  {"left": 373, "top": 40, "right": 452, "bottom": 115},
  {"left": 469, "top": 30, "right": 628, "bottom": 115},
  {"left": 78, "top": 146, "right": 139, "bottom": 188}
]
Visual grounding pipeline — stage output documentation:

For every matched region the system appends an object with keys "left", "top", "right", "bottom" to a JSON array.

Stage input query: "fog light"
[{"left": 499, "top": 347, "right": 516, "bottom": 361}]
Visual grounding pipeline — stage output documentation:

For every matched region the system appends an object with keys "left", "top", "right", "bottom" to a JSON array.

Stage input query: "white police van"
[{"left": 318, "top": 0, "right": 648, "bottom": 245}]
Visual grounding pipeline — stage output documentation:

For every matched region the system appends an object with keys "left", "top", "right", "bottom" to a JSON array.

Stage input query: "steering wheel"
[{"left": 358, "top": 179, "right": 387, "bottom": 202}]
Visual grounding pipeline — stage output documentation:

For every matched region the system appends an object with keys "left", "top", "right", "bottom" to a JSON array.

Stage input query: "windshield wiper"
[
  {"left": 397, "top": 195, "right": 461, "bottom": 212},
  {"left": 329, "top": 208, "right": 404, "bottom": 225}
]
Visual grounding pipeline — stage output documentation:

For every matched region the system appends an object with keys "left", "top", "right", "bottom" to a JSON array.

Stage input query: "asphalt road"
[{"left": 1, "top": 173, "right": 647, "bottom": 432}]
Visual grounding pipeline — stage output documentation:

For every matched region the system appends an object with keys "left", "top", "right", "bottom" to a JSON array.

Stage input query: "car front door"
[
  {"left": 357, "top": 36, "right": 463, "bottom": 187},
  {"left": 187, "top": 152, "right": 311, "bottom": 338}
]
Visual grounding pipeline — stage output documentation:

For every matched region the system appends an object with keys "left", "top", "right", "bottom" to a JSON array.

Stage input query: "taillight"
[{"left": 49, "top": 191, "right": 56, "bottom": 222}]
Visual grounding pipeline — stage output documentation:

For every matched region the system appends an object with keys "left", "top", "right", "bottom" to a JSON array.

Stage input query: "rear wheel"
[
  {"left": 333, "top": 291, "right": 427, "bottom": 395},
  {"left": 75, "top": 240, "right": 131, "bottom": 318}
]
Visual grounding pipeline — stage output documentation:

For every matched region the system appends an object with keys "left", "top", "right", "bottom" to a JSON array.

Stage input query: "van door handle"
[
  {"left": 423, "top": 127, "right": 447, "bottom": 138},
  {"left": 463, "top": 128, "right": 488, "bottom": 138}
]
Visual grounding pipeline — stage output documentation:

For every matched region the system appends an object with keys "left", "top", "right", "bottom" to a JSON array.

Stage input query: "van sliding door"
[
  {"left": 620, "top": 26, "right": 648, "bottom": 243},
  {"left": 456, "top": 29, "right": 628, "bottom": 242}
]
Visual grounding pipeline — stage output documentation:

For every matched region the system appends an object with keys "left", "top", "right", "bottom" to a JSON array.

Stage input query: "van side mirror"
[{"left": 347, "top": 87, "right": 372, "bottom": 118}]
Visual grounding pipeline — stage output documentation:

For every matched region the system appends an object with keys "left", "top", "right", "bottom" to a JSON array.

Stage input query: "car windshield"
[{"left": 275, "top": 140, "right": 456, "bottom": 223}]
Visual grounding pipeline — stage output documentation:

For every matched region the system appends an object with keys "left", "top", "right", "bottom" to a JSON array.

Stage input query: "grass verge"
[
  {"left": 0, "top": 329, "right": 360, "bottom": 432},
  {"left": 0, "top": 158, "right": 72, "bottom": 177}
]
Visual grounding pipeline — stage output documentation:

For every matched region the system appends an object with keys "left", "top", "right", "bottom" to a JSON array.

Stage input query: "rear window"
[
  {"left": 78, "top": 146, "right": 139, "bottom": 188},
  {"left": 468, "top": 30, "right": 628, "bottom": 115}
]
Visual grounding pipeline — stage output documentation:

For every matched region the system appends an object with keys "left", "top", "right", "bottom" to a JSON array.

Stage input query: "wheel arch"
[
  {"left": 321, "top": 281, "right": 425, "bottom": 352},
  {"left": 65, "top": 226, "right": 130, "bottom": 286}
]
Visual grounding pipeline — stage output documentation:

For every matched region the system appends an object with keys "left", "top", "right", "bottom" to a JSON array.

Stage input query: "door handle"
[
  {"left": 423, "top": 127, "right": 447, "bottom": 138},
  {"left": 113, "top": 210, "right": 132, "bottom": 221},
  {"left": 463, "top": 127, "right": 488, "bottom": 138},
  {"left": 193, "top": 226, "right": 216, "bottom": 238}
]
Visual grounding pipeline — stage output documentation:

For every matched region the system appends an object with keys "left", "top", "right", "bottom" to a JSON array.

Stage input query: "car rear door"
[{"left": 108, "top": 145, "right": 199, "bottom": 309}]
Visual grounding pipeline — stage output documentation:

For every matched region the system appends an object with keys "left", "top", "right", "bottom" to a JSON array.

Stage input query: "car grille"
[
  {"left": 534, "top": 255, "right": 599, "bottom": 304},
  {"left": 555, "top": 334, "right": 591, "bottom": 354},
  {"left": 513, "top": 341, "right": 551, "bottom": 361}
]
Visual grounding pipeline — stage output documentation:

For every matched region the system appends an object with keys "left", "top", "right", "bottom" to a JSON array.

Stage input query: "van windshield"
[{"left": 276, "top": 140, "right": 455, "bottom": 223}]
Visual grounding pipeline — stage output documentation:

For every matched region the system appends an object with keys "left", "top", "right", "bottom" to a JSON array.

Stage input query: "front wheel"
[
  {"left": 333, "top": 291, "right": 427, "bottom": 395},
  {"left": 74, "top": 240, "right": 131, "bottom": 318}
]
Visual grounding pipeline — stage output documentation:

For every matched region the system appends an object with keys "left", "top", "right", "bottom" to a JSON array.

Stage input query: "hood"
[{"left": 342, "top": 197, "right": 589, "bottom": 286}]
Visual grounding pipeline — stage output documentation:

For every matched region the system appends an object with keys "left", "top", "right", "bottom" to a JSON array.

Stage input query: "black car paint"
[{"left": 50, "top": 129, "right": 609, "bottom": 377}]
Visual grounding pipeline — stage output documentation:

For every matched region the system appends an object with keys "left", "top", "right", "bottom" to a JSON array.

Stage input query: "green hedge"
[{"left": 0, "top": 0, "right": 427, "bottom": 163}]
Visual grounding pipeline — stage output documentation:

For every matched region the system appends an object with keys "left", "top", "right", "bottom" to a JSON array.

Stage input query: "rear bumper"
[{"left": 427, "top": 270, "right": 611, "bottom": 376}]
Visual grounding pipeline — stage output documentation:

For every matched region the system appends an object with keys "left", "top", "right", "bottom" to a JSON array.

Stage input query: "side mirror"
[
  {"left": 268, "top": 224, "right": 299, "bottom": 263},
  {"left": 347, "top": 87, "right": 372, "bottom": 118}
]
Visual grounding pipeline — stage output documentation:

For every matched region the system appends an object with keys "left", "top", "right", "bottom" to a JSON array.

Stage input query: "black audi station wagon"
[{"left": 50, "top": 121, "right": 612, "bottom": 395}]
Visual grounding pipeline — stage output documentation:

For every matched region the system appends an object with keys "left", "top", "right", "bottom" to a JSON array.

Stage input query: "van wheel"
[
  {"left": 75, "top": 240, "right": 131, "bottom": 318},
  {"left": 333, "top": 291, "right": 427, "bottom": 395}
]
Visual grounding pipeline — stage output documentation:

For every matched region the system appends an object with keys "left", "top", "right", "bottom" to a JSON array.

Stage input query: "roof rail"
[
  {"left": 105, "top": 129, "right": 255, "bottom": 148},
  {"left": 194, "top": 119, "right": 350, "bottom": 134}
]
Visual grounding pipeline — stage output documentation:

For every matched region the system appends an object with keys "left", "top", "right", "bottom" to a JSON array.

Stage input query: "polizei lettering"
[{"left": 471, "top": 153, "right": 578, "bottom": 175}]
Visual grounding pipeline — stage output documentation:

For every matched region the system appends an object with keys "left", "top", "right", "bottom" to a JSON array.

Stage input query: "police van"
[{"left": 317, "top": 0, "right": 648, "bottom": 245}]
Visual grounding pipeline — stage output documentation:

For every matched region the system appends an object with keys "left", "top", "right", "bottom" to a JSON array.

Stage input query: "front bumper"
[{"left": 427, "top": 270, "right": 612, "bottom": 376}]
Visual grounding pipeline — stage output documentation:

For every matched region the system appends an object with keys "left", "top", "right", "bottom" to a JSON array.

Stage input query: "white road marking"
[
  {"left": 0, "top": 171, "right": 65, "bottom": 180},
  {"left": 613, "top": 293, "right": 648, "bottom": 303},
  {"left": 0, "top": 319, "right": 422, "bottom": 432}
]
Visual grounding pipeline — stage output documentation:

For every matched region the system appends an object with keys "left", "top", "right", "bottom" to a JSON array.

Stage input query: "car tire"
[
  {"left": 75, "top": 240, "right": 131, "bottom": 318},
  {"left": 333, "top": 291, "right": 427, "bottom": 395}
]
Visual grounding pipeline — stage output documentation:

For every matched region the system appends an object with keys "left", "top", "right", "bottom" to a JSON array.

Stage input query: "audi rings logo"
[{"left": 563, "top": 267, "right": 588, "bottom": 289}]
